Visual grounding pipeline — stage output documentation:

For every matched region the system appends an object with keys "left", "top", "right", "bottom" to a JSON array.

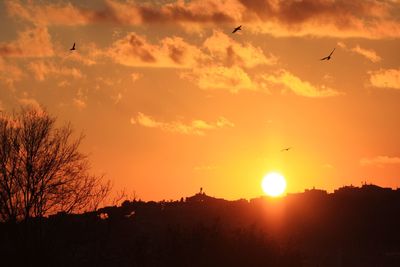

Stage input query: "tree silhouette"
[{"left": 0, "top": 107, "right": 110, "bottom": 222}]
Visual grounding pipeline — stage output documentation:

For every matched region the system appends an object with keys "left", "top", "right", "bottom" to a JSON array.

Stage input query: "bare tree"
[{"left": 0, "top": 107, "right": 110, "bottom": 222}]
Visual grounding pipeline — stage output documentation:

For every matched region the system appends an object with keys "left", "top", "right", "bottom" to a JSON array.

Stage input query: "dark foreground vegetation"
[{"left": 1, "top": 184, "right": 400, "bottom": 267}]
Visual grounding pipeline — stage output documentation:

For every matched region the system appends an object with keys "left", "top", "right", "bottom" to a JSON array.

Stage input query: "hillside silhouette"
[{"left": 2, "top": 184, "right": 400, "bottom": 266}]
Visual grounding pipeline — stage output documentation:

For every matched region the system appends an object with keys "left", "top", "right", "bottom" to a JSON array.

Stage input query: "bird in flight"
[
  {"left": 281, "top": 147, "right": 292, "bottom": 152},
  {"left": 70, "top": 42, "right": 76, "bottom": 51},
  {"left": 232, "top": 25, "right": 242, "bottom": 34},
  {"left": 320, "top": 48, "right": 335, "bottom": 61}
]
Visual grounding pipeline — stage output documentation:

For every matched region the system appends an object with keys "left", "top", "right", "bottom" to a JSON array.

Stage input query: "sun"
[{"left": 261, "top": 172, "right": 287, "bottom": 197}]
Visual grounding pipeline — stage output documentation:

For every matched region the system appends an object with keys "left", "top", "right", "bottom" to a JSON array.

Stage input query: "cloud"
[
  {"left": 105, "top": 30, "right": 277, "bottom": 74},
  {"left": 113, "top": 93, "right": 123, "bottom": 104},
  {"left": 131, "top": 72, "right": 142, "bottom": 82},
  {"left": 0, "top": 26, "right": 54, "bottom": 57},
  {"left": 203, "top": 30, "right": 277, "bottom": 68},
  {"left": 369, "top": 68, "right": 400, "bottom": 89},
  {"left": 18, "top": 97, "right": 42, "bottom": 112},
  {"left": 241, "top": 0, "right": 400, "bottom": 38},
  {"left": 73, "top": 98, "right": 86, "bottom": 109},
  {"left": 360, "top": 156, "right": 400, "bottom": 167},
  {"left": 107, "top": 32, "right": 206, "bottom": 68},
  {"left": 130, "top": 112, "right": 234, "bottom": 135},
  {"left": 6, "top": 0, "right": 400, "bottom": 39},
  {"left": 351, "top": 45, "right": 382, "bottom": 63},
  {"left": 5, "top": 0, "right": 244, "bottom": 26},
  {"left": 181, "top": 66, "right": 258, "bottom": 93},
  {"left": 72, "top": 88, "right": 88, "bottom": 110},
  {"left": 28, "top": 61, "right": 83, "bottom": 81},
  {"left": 338, "top": 42, "right": 381, "bottom": 63},
  {"left": 64, "top": 48, "right": 98, "bottom": 66},
  {"left": 5, "top": 0, "right": 102, "bottom": 26},
  {"left": 104, "top": 0, "right": 247, "bottom": 27},
  {"left": 105, "top": 31, "right": 277, "bottom": 93},
  {"left": 262, "top": 70, "right": 342, "bottom": 97},
  {"left": 0, "top": 57, "right": 23, "bottom": 87}
]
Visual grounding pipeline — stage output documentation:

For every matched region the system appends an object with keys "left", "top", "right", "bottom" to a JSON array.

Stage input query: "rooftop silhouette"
[{"left": 2, "top": 184, "right": 400, "bottom": 266}]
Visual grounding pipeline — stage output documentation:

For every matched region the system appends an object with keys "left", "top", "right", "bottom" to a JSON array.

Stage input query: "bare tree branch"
[{"left": 0, "top": 107, "right": 110, "bottom": 222}]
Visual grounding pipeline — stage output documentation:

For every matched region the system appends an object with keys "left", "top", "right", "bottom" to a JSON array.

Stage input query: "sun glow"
[{"left": 262, "top": 172, "right": 287, "bottom": 197}]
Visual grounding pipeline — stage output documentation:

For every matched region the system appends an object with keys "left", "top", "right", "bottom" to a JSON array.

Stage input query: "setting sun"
[{"left": 262, "top": 172, "right": 287, "bottom": 197}]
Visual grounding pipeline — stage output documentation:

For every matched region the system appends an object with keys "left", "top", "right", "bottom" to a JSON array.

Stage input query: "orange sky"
[{"left": 1, "top": 0, "right": 400, "bottom": 201}]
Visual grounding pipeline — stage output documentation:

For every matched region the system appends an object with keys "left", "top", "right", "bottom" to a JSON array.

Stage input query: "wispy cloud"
[
  {"left": 0, "top": 26, "right": 54, "bottom": 57},
  {"left": 18, "top": 97, "right": 42, "bottom": 112},
  {"left": 351, "top": 45, "right": 381, "bottom": 63},
  {"left": 73, "top": 98, "right": 86, "bottom": 109},
  {"left": 369, "top": 68, "right": 400, "bottom": 90},
  {"left": 72, "top": 88, "right": 87, "bottom": 110},
  {"left": 28, "top": 61, "right": 83, "bottom": 81},
  {"left": 0, "top": 57, "right": 23, "bottom": 87},
  {"left": 338, "top": 42, "right": 381, "bottom": 63},
  {"left": 262, "top": 70, "right": 342, "bottom": 98},
  {"left": 360, "top": 156, "right": 400, "bottom": 167},
  {"left": 5, "top": 0, "right": 101, "bottom": 26},
  {"left": 130, "top": 113, "right": 234, "bottom": 135},
  {"left": 112, "top": 93, "right": 122, "bottom": 104},
  {"left": 131, "top": 72, "right": 142, "bottom": 83},
  {"left": 181, "top": 66, "right": 258, "bottom": 93}
]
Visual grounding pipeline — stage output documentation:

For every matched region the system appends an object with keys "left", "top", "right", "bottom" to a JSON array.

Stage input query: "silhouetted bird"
[
  {"left": 320, "top": 48, "right": 335, "bottom": 60},
  {"left": 70, "top": 43, "right": 76, "bottom": 51},
  {"left": 232, "top": 25, "right": 242, "bottom": 34},
  {"left": 281, "top": 147, "right": 291, "bottom": 152}
]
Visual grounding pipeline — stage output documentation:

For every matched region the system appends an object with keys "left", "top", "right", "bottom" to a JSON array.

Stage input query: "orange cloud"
[
  {"left": 351, "top": 45, "right": 381, "bottom": 63},
  {"left": 5, "top": 0, "right": 102, "bottom": 26},
  {"left": 104, "top": 31, "right": 278, "bottom": 93},
  {"left": 369, "top": 69, "right": 400, "bottom": 89},
  {"left": 0, "top": 57, "right": 23, "bottom": 87},
  {"left": 106, "top": 0, "right": 245, "bottom": 25},
  {"left": 181, "top": 66, "right": 258, "bottom": 93},
  {"left": 130, "top": 113, "right": 234, "bottom": 135},
  {"left": 18, "top": 97, "right": 42, "bottom": 112},
  {"left": 107, "top": 33, "right": 206, "bottom": 68},
  {"left": 262, "top": 70, "right": 342, "bottom": 97},
  {"left": 131, "top": 73, "right": 142, "bottom": 83},
  {"left": 72, "top": 88, "right": 88, "bottom": 110},
  {"left": 0, "top": 26, "right": 54, "bottom": 57},
  {"left": 73, "top": 98, "right": 86, "bottom": 109},
  {"left": 338, "top": 42, "right": 381, "bottom": 63},
  {"left": 360, "top": 156, "right": 400, "bottom": 167},
  {"left": 242, "top": 0, "right": 400, "bottom": 38},
  {"left": 63, "top": 48, "right": 98, "bottom": 66},
  {"left": 203, "top": 30, "right": 277, "bottom": 68},
  {"left": 6, "top": 0, "right": 400, "bottom": 39},
  {"left": 5, "top": 0, "right": 243, "bottom": 26},
  {"left": 105, "top": 30, "right": 277, "bottom": 70},
  {"left": 28, "top": 61, "right": 83, "bottom": 81}
]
